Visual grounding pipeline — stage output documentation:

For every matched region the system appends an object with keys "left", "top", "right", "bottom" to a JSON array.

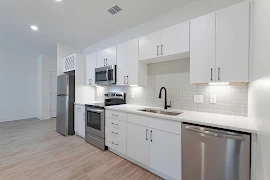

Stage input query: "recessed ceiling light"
[
  {"left": 31, "top": 25, "right": 38, "bottom": 31},
  {"left": 55, "top": 0, "right": 62, "bottom": 2}
]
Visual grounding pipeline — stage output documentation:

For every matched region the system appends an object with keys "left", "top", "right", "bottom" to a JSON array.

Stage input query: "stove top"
[{"left": 86, "top": 92, "right": 126, "bottom": 108}]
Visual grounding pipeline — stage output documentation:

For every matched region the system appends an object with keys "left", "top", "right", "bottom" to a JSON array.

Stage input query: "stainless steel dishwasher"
[{"left": 182, "top": 123, "right": 251, "bottom": 180}]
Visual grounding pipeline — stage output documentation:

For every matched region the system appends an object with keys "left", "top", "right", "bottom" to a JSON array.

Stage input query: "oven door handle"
[{"left": 86, "top": 108, "right": 104, "bottom": 113}]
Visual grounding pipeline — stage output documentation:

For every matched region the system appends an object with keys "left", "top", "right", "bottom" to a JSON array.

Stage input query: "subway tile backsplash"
[{"left": 96, "top": 59, "right": 248, "bottom": 117}]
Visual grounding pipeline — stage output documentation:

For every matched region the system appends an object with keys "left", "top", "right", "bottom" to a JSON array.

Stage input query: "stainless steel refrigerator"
[{"left": 56, "top": 73, "right": 75, "bottom": 136}]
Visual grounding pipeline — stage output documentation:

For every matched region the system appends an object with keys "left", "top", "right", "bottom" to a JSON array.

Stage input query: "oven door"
[
  {"left": 95, "top": 65, "right": 116, "bottom": 85},
  {"left": 85, "top": 108, "right": 105, "bottom": 138}
]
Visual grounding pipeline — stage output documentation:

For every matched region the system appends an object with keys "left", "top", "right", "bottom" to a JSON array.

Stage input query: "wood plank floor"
[{"left": 0, "top": 118, "right": 161, "bottom": 180}]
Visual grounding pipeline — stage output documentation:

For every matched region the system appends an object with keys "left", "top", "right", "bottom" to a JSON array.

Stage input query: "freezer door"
[
  {"left": 182, "top": 124, "right": 250, "bottom": 180},
  {"left": 57, "top": 75, "right": 68, "bottom": 95},
  {"left": 56, "top": 95, "right": 68, "bottom": 136}
]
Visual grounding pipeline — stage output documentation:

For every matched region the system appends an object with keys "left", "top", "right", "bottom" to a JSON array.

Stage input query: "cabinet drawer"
[
  {"left": 106, "top": 110, "right": 126, "bottom": 122},
  {"left": 106, "top": 118, "right": 127, "bottom": 131},
  {"left": 106, "top": 133, "right": 126, "bottom": 155},
  {"left": 127, "top": 113, "right": 181, "bottom": 135},
  {"left": 75, "top": 105, "right": 85, "bottom": 113},
  {"left": 105, "top": 126, "right": 126, "bottom": 140}
]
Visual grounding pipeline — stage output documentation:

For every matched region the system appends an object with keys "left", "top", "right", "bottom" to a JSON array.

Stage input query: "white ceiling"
[{"left": 0, "top": 0, "right": 196, "bottom": 57}]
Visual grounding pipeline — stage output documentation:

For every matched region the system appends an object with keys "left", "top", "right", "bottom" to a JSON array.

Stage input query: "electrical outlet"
[
  {"left": 210, "top": 95, "right": 217, "bottom": 104},
  {"left": 194, "top": 95, "right": 204, "bottom": 103}
]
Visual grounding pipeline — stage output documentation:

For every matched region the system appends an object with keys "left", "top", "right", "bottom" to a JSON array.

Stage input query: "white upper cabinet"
[
  {"left": 216, "top": 1, "right": 249, "bottom": 82},
  {"left": 74, "top": 53, "right": 85, "bottom": 86},
  {"left": 139, "top": 21, "right": 190, "bottom": 63},
  {"left": 160, "top": 21, "right": 189, "bottom": 57},
  {"left": 139, "top": 31, "right": 161, "bottom": 61},
  {"left": 97, "top": 46, "right": 117, "bottom": 67},
  {"left": 190, "top": 13, "right": 216, "bottom": 83},
  {"left": 116, "top": 42, "right": 127, "bottom": 86},
  {"left": 85, "top": 52, "right": 97, "bottom": 86},
  {"left": 117, "top": 38, "right": 147, "bottom": 86}
]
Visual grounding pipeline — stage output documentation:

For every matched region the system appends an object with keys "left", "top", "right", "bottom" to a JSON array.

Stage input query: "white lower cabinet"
[
  {"left": 74, "top": 105, "right": 85, "bottom": 138},
  {"left": 150, "top": 129, "right": 181, "bottom": 180},
  {"left": 127, "top": 123, "right": 150, "bottom": 166}
]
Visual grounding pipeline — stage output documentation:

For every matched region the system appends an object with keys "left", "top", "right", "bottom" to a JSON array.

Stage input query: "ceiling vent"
[{"left": 108, "top": 5, "right": 122, "bottom": 15}]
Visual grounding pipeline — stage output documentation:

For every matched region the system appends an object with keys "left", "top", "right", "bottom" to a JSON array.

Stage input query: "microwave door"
[{"left": 96, "top": 70, "right": 108, "bottom": 85}]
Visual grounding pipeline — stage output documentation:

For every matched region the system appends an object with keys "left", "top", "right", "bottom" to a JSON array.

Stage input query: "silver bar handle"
[
  {"left": 150, "top": 130, "right": 153, "bottom": 142},
  {"left": 89, "top": 79, "right": 91, "bottom": 85},
  {"left": 111, "top": 123, "right": 118, "bottom": 126},
  {"left": 104, "top": 59, "right": 105, "bottom": 66},
  {"left": 106, "top": 59, "right": 108, "bottom": 66},
  {"left": 157, "top": 46, "right": 159, "bottom": 56},
  {"left": 146, "top": 129, "right": 148, "bottom": 140},
  {"left": 218, "top": 67, "right": 220, "bottom": 81},
  {"left": 124, "top": 76, "right": 126, "bottom": 84},
  {"left": 87, "top": 108, "right": 104, "bottom": 113},
  {"left": 185, "top": 126, "right": 246, "bottom": 141},
  {"left": 111, "top": 142, "right": 118, "bottom": 146},
  {"left": 127, "top": 76, "right": 129, "bottom": 84},
  {"left": 106, "top": 69, "right": 109, "bottom": 81},
  {"left": 111, "top": 114, "right": 118, "bottom": 117},
  {"left": 161, "top": 45, "right": 163, "bottom": 55},
  {"left": 111, "top": 131, "right": 118, "bottom": 135}
]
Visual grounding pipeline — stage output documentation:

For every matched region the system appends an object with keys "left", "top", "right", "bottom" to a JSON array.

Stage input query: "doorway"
[{"left": 50, "top": 71, "right": 57, "bottom": 118}]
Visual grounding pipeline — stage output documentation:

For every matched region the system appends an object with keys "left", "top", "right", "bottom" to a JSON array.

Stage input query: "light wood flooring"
[{"left": 0, "top": 118, "right": 161, "bottom": 180}]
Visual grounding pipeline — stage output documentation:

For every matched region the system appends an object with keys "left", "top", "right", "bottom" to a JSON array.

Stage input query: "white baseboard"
[{"left": 0, "top": 115, "right": 37, "bottom": 123}]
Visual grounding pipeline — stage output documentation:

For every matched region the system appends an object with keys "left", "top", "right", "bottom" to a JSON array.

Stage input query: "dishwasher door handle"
[{"left": 185, "top": 126, "right": 246, "bottom": 141}]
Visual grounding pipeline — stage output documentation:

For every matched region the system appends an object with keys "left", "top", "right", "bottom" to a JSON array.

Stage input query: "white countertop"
[
  {"left": 105, "top": 104, "right": 257, "bottom": 134},
  {"left": 74, "top": 101, "right": 103, "bottom": 106}
]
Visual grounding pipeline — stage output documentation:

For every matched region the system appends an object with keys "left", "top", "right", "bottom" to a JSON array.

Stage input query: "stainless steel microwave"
[{"left": 95, "top": 65, "right": 116, "bottom": 85}]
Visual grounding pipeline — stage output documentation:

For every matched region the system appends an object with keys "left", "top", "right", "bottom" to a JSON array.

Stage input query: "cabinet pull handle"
[
  {"left": 106, "top": 59, "right": 108, "bottom": 66},
  {"left": 157, "top": 46, "right": 159, "bottom": 56},
  {"left": 111, "top": 142, "right": 118, "bottom": 146},
  {"left": 111, "top": 114, "right": 118, "bottom": 117},
  {"left": 127, "top": 76, "right": 129, "bottom": 84},
  {"left": 161, "top": 45, "right": 163, "bottom": 55},
  {"left": 150, "top": 130, "right": 153, "bottom": 142},
  {"left": 89, "top": 79, "right": 91, "bottom": 85},
  {"left": 111, "top": 131, "right": 118, "bottom": 135},
  {"left": 111, "top": 123, "right": 118, "bottom": 126},
  {"left": 104, "top": 59, "right": 105, "bottom": 66},
  {"left": 211, "top": 68, "right": 213, "bottom": 81},
  {"left": 218, "top": 67, "right": 220, "bottom": 81},
  {"left": 146, "top": 129, "right": 148, "bottom": 140},
  {"left": 124, "top": 76, "right": 126, "bottom": 84}
]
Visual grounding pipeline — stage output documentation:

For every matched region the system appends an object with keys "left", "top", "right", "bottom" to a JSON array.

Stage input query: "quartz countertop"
[{"left": 105, "top": 104, "right": 257, "bottom": 134}]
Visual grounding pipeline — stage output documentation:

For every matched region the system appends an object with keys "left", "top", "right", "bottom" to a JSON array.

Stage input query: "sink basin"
[{"left": 139, "top": 108, "right": 182, "bottom": 116}]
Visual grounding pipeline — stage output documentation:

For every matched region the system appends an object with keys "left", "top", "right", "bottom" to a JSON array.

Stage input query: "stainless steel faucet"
[{"left": 158, "top": 87, "right": 171, "bottom": 109}]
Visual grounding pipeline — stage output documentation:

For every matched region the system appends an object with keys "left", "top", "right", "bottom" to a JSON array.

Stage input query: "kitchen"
[
  {"left": 0, "top": 0, "right": 269, "bottom": 179},
  {"left": 57, "top": 1, "right": 256, "bottom": 180}
]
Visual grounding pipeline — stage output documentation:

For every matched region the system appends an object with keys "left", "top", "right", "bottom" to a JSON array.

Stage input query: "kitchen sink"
[{"left": 139, "top": 108, "right": 182, "bottom": 116}]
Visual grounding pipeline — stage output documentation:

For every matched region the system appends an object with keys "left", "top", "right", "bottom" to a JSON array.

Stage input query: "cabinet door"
[
  {"left": 97, "top": 50, "right": 105, "bottom": 67},
  {"left": 190, "top": 13, "right": 216, "bottom": 83},
  {"left": 116, "top": 42, "right": 127, "bottom": 86},
  {"left": 139, "top": 31, "right": 161, "bottom": 61},
  {"left": 127, "top": 123, "right": 150, "bottom": 166},
  {"left": 104, "top": 46, "right": 117, "bottom": 66},
  {"left": 75, "top": 110, "right": 85, "bottom": 138},
  {"left": 216, "top": 1, "right": 249, "bottom": 82},
  {"left": 75, "top": 54, "right": 85, "bottom": 86},
  {"left": 161, "top": 21, "right": 189, "bottom": 56},
  {"left": 127, "top": 38, "right": 139, "bottom": 85},
  {"left": 74, "top": 110, "right": 80, "bottom": 134},
  {"left": 150, "top": 129, "right": 181, "bottom": 180},
  {"left": 85, "top": 53, "right": 97, "bottom": 86}
]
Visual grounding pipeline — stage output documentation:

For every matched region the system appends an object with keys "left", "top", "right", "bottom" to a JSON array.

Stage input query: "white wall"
[
  {"left": 0, "top": 51, "right": 38, "bottom": 122},
  {"left": 83, "top": 0, "right": 245, "bottom": 55},
  {"left": 249, "top": 0, "right": 270, "bottom": 179},
  {"left": 37, "top": 55, "right": 57, "bottom": 120}
]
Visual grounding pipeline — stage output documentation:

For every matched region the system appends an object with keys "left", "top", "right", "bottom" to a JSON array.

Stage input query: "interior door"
[
  {"left": 127, "top": 38, "right": 139, "bottom": 85},
  {"left": 150, "top": 129, "right": 182, "bottom": 180},
  {"left": 160, "top": 21, "right": 190, "bottom": 56},
  {"left": 190, "top": 13, "right": 216, "bottom": 83},
  {"left": 50, "top": 71, "right": 57, "bottom": 117},
  {"left": 216, "top": 1, "right": 249, "bottom": 82},
  {"left": 139, "top": 31, "right": 160, "bottom": 61},
  {"left": 116, "top": 42, "right": 127, "bottom": 86},
  {"left": 127, "top": 123, "right": 150, "bottom": 166}
]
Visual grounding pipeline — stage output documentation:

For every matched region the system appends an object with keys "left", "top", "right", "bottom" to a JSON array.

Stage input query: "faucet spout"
[{"left": 158, "top": 87, "right": 171, "bottom": 109}]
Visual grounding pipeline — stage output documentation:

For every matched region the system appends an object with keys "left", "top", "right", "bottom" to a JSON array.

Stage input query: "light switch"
[
  {"left": 194, "top": 95, "right": 204, "bottom": 103},
  {"left": 210, "top": 95, "right": 217, "bottom": 104}
]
